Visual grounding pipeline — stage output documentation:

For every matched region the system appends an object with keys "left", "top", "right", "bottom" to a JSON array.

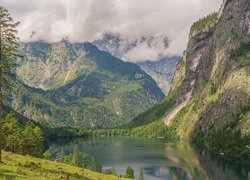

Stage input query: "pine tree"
[
  {"left": 22, "top": 123, "right": 34, "bottom": 155},
  {"left": 33, "top": 126, "right": 44, "bottom": 157},
  {"left": 72, "top": 145, "right": 78, "bottom": 165},
  {"left": 2, "top": 114, "right": 21, "bottom": 153},
  {"left": 56, "top": 147, "right": 65, "bottom": 162},
  {"left": 125, "top": 166, "right": 134, "bottom": 179},
  {"left": 0, "top": 6, "right": 19, "bottom": 163}
]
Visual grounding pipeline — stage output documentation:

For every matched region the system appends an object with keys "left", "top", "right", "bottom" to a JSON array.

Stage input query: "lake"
[{"left": 48, "top": 137, "right": 249, "bottom": 180}]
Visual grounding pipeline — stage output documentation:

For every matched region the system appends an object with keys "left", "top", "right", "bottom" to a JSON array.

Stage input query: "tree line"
[{"left": 0, "top": 113, "right": 45, "bottom": 158}]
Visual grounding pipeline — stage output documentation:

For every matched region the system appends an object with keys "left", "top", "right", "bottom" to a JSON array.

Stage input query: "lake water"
[{"left": 48, "top": 137, "right": 249, "bottom": 180}]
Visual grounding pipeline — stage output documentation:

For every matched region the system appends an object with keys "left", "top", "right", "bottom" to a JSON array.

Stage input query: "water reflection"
[{"left": 48, "top": 137, "right": 249, "bottom": 180}]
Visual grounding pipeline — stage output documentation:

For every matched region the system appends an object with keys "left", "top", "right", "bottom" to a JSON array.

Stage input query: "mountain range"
[{"left": 9, "top": 41, "right": 164, "bottom": 129}]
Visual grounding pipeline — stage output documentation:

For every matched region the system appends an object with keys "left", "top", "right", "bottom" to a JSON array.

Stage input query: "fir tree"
[
  {"left": 0, "top": 6, "right": 19, "bottom": 163},
  {"left": 125, "top": 166, "right": 134, "bottom": 179}
]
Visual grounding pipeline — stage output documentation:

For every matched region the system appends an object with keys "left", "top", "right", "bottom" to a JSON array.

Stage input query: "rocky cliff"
[{"left": 130, "top": 0, "right": 250, "bottom": 159}]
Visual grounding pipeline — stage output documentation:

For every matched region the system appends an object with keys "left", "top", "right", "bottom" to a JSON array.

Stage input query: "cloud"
[{"left": 1, "top": 0, "right": 222, "bottom": 60}]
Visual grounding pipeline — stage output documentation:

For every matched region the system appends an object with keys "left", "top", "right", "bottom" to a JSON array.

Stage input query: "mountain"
[
  {"left": 93, "top": 33, "right": 181, "bottom": 94},
  {"left": 93, "top": 32, "right": 169, "bottom": 60},
  {"left": 129, "top": 0, "right": 250, "bottom": 158},
  {"left": 10, "top": 41, "right": 164, "bottom": 129},
  {"left": 137, "top": 56, "right": 180, "bottom": 94}
]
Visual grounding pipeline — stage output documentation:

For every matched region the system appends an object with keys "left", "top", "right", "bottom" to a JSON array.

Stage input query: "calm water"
[{"left": 48, "top": 137, "right": 249, "bottom": 180}]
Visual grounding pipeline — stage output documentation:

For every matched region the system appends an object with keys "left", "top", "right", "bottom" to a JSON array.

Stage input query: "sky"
[{"left": 1, "top": 0, "right": 223, "bottom": 61}]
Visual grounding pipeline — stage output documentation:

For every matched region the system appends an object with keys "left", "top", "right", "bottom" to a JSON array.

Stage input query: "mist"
[{"left": 1, "top": 0, "right": 223, "bottom": 61}]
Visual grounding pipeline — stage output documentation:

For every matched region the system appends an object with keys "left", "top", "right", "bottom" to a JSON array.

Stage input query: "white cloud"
[{"left": 1, "top": 0, "right": 223, "bottom": 60}]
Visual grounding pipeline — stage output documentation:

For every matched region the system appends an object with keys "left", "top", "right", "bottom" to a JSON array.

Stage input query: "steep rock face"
[
  {"left": 130, "top": 0, "right": 250, "bottom": 158},
  {"left": 12, "top": 41, "right": 164, "bottom": 129},
  {"left": 169, "top": 0, "right": 250, "bottom": 132}
]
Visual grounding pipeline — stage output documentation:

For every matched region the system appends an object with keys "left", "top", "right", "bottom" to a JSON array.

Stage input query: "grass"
[{"left": 0, "top": 151, "right": 128, "bottom": 180}]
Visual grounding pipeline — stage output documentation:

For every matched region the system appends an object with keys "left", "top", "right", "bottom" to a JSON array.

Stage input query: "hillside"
[
  {"left": 93, "top": 33, "right": 180, "bottom": 95},
  {"left": 129, "top": 0, "right": 250, "bottom": 159},
  {"left": 10, "top": 41, "right": 164, "bottom": 129},
  {"left": 137, "top": 56, "right": 180, "bottom": 94},
  {"left": 0, "top": 151, "right": 127, "bottom": 180}
]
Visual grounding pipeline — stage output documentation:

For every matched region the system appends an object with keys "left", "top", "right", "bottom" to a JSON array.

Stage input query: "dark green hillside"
[{"left": 11, "top": 41, "right": 164, "bottom": 129}]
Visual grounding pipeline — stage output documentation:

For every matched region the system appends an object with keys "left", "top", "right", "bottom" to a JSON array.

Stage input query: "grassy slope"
[{"left": 0, "top": 151, "right": 127, "bottom": 180}]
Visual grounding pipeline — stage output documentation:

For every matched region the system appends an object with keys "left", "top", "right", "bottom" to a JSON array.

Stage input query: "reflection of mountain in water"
[
  {"left": 164, "top": 143, "right": 249, "bottom": 180},
  {"left": 48, "top": 138, "right": 249, "bottom": 180},
  {"left": 143, "top": 167, "right": 172, "bottom": 180}
]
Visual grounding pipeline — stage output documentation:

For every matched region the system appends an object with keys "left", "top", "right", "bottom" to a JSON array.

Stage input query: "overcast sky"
[{"left": 1, "top": 0, "right": 223, "bottom": 60}]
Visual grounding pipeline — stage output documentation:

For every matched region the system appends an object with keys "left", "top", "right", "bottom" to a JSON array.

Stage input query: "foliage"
[
  {"left": 230, "top": 42, "right": 250, "bottom": 58},
  {"left": 54, "top": 146, "right": 102, "bottom": 173},
  {"left": 0, "top": 113, "right": 45, "bottom": 158},
  {"left": 189, "top": 12, "right": 218, "bottom": 37},
  {"left": 92, "top": 129, "right": 130, "bottom": 137},
  {"left": 105, "top": 166, "right": 117, "bottom": 175},
  {"left": 43, "top": 151, "right": 51, "bottom": 160},
  {"left": 192, "top": 112, "right": 250, "bottom": 163},
  {"left": 191, "top": 89, "right": 250, "bottom": 163},
  {"left": 130, "top": 120, "right": 178, "bottom": 139},
  {"left": 126, "top": 92, "right": 175, "bottom": 128},
  {"left": 0, "top": 5, "right": 19, "bottom": 162},
  {"left": 170, "top": 58, "right": 185, "bottom": 93},
  {"left": 71, "top": 146, "right": 88, "bottom": 168},
  {"left": 124, "top": 166, "right": 134, "bottom": 179},
  {"left": 89, "top": 157, "right": 102, "bottom": 173}
]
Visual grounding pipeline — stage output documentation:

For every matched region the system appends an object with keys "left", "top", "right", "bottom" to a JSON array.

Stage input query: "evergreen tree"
[
  {"left": 0, "top": 6, "right": 19, "bottom": 163},
  {"left": 105, "top": 166, "right": 117, "bottom": 175},
  {"left": 43, "top": 151, "right": 52, "bottom": 160},
  {"left": 139, "top": 168, "right": 144, "bottom": 180},
  {"left": 90, "top": 157, "right": 102, "bottom": 173},
  {"left": 56, "top": 147, "right": 65, "bottom": 162},
  {"left": 71, "top": 145, "right": 78, "bottom": 165},
  {"left": 22, "top": 123, "right": 34, "bottom": 155},
  {"left": 125, "top": 166, "right": 134, "bottom": 179},
  {"left": 2, "top": 114, "right": 21, "bottom": 153},
  {"left": 33, "top": 126, "right": 44, "bottom": 157},
  {"left": 72, "top": 145, "right": 88, "bottom": 167}
]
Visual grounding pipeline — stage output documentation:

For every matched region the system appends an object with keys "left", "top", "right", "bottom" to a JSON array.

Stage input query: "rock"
[{"left": 240, "top": 10, "right": 250, "bottom": 34}]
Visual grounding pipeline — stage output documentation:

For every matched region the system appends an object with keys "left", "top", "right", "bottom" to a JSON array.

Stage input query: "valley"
[{"left": 0, "top": 0, "right": 249, "bottom": 179}]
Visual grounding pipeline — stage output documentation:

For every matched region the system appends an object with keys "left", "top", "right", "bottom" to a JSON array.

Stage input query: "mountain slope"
[
  {"left": 137, "top": 56, "right": 180, "bottom": 94},
  {"left": 129, "top": 0, "right": 250, "bottom": 159},
  {"left": 11, "top": 41, "right": 164, "bottom": 129},
  {"left": 93, "top": 33, "right": 180, "bottom": 94}
]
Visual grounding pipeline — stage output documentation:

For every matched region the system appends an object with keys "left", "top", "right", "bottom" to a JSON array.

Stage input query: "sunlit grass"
[{"left": 0, "top": 151, "right": 128, "bottom": 180}]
